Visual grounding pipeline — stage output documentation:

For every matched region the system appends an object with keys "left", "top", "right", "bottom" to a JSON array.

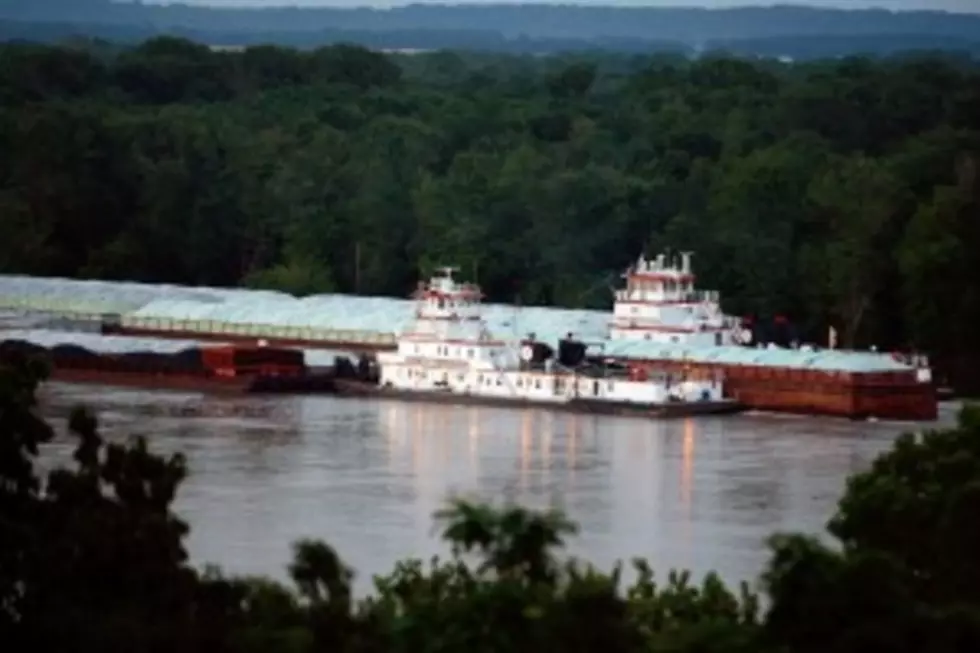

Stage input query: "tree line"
[
  {"left": 3, "top": 332, "right": 980, "bottom": 652},
  {"left": 5, "top": 0, "right": 980, "bottom": 57},
  {"left": 1, "top": 38, "right": 980, "bottom": 390}
]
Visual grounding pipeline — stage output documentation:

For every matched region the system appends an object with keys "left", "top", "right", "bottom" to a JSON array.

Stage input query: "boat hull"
[
  {"left": 0, "top": 338, "right": 338, "bottom": 396},
  {"left": 332, "top": 379, "right": 744, "bottom": 418},
  {"left": 626, "top": 360, "right": 938, "bottom": 421},
  {"left": 46, "top": 367, "right": 339, "bottom": 395}
]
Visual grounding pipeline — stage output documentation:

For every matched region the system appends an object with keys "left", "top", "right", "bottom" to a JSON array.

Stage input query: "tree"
[
  {"left": 0, "top": 346, "right": 244, "bottom": 652},
  {"left": 899, "top": 150, "right": 980, "bottom": 392},
  {"left": 805, "top": 155, "right": 908, "bottom": 348},
  {"left": 763, "top": 404, "right": 980, "bottom": 653}
]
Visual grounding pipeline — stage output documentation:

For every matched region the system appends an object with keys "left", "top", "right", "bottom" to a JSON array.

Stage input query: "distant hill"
[{"left": 2, "top": 0, "right": 980, "bottom": 57}]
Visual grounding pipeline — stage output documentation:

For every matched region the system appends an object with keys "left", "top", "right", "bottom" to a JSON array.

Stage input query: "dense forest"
[
  {"left": 3, "top": 348, "right": 980, "bottom": 651},
  {"left": 2, "top": 37, "right": 980, "bottom": 388},
  {"left": 2, "top": 0, "right": 980, "bottom": 58}
]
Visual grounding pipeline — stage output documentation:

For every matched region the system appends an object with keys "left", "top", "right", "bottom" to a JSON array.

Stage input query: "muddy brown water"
[{"left": 35, "top": 381, "right": 960, "bottom": 594}]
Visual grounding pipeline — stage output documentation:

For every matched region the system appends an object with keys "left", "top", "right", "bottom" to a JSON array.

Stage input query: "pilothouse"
[{"left": 609, "top": 251, "right": 746, "bottom": 346}]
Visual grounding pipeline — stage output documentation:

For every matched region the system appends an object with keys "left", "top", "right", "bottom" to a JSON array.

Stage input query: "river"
[{"left": 35, "top": 381, "right": 960, "bottom": 595}]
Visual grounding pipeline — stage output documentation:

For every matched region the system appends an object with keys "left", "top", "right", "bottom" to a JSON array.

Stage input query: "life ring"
[{"left": 520, "top": 345, "right": 534, "bottom": 361}]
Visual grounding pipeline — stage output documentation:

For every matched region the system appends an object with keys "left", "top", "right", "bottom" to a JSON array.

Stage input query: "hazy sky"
[{"left": 149, "top": 0, "right": 980, "bottom": 13}]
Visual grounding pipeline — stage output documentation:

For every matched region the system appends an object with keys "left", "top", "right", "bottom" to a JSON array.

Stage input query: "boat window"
[
  {"left": 467, "top": 348, "right": 474, "bottom": 358},
  {"left": 477, "top": 374, "right": 483, "bottom": 384},
  {"left": 457, "top": 374, "right": 464, "bottom": 382},
  {"left": 414, "top": 345, "right": 420, "bottom": 354},
  {"left": 593, "top": 381, "right": 600, "bottom": 396},
  {"left": 453, "top": 347, "right": 460, "bottom": 357},
  {"left": 607, "top": 381, "right": 614, "bottom": 391},
  {"left": 534, "top": 378, "right": 541, "bottom": 389},
  {"left": 517, "top": 378, "right": 523, "bottom": 387},
  {"left": 496, "top": 377, "right": 502, "bottom": 386}
]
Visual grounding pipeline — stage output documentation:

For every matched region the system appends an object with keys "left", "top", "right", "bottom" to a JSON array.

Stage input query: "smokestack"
[{"left": 680, "top": 251, "right": 692, "bottom": 273}]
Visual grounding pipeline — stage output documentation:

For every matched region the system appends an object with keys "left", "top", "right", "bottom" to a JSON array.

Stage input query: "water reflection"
[{"left": 35, "top": 382, "right": 958, "bottom": 595}]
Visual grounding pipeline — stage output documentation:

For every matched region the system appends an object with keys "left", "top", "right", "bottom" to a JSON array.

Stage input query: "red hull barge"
[
  {"left": 1, "top": 339, "right": 338, "bottom": 395},
  {"left": 617, "top": 359, "right": 936, "bottom": 422}
]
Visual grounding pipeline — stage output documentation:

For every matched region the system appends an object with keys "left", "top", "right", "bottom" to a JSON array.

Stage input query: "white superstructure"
[
  {"left": 609, "top": 251, "right": 746, "bottom": 346},
  {"left": 376, "top": 267, "right": 725, "bottom": 407}
]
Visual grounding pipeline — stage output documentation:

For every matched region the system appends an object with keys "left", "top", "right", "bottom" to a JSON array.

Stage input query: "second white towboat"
[{"left": 334, "top": 267, "right": 742, "bottom": 418}]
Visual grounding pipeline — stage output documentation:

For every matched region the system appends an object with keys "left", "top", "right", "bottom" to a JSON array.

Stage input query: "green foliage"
[
  {"left": 762, "top": 404, "right": 980, "bottom": 653},
  {"left": 242, "top": 258, "right": 337, "bottom": 297},
  {"left": 828, "top": 404, "right": 980, "bottom": 603},
  {"left": 0, "top": 349, "right": 240, "bottom": 651}
]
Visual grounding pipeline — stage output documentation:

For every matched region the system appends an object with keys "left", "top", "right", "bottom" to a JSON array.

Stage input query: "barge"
[{"left": 0, "top": 339, "right": 338, "bottom": 395}]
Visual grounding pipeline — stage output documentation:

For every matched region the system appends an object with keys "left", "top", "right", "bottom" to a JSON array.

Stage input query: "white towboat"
[
  {"left": 610, "top": 251, "right": 746, "bottom": 346},
  {"left": 336, "top": 267, "right": 742, "bottom": 418}
]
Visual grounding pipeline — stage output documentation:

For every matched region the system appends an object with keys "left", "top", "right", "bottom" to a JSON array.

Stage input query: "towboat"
[{"left": 334, "top": 267, "right": 742, "bottom": 418}]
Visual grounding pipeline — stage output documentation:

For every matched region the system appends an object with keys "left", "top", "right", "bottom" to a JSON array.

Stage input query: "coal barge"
[{"left": 0, "top": 339, "right": 358, "bottom": 395}]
